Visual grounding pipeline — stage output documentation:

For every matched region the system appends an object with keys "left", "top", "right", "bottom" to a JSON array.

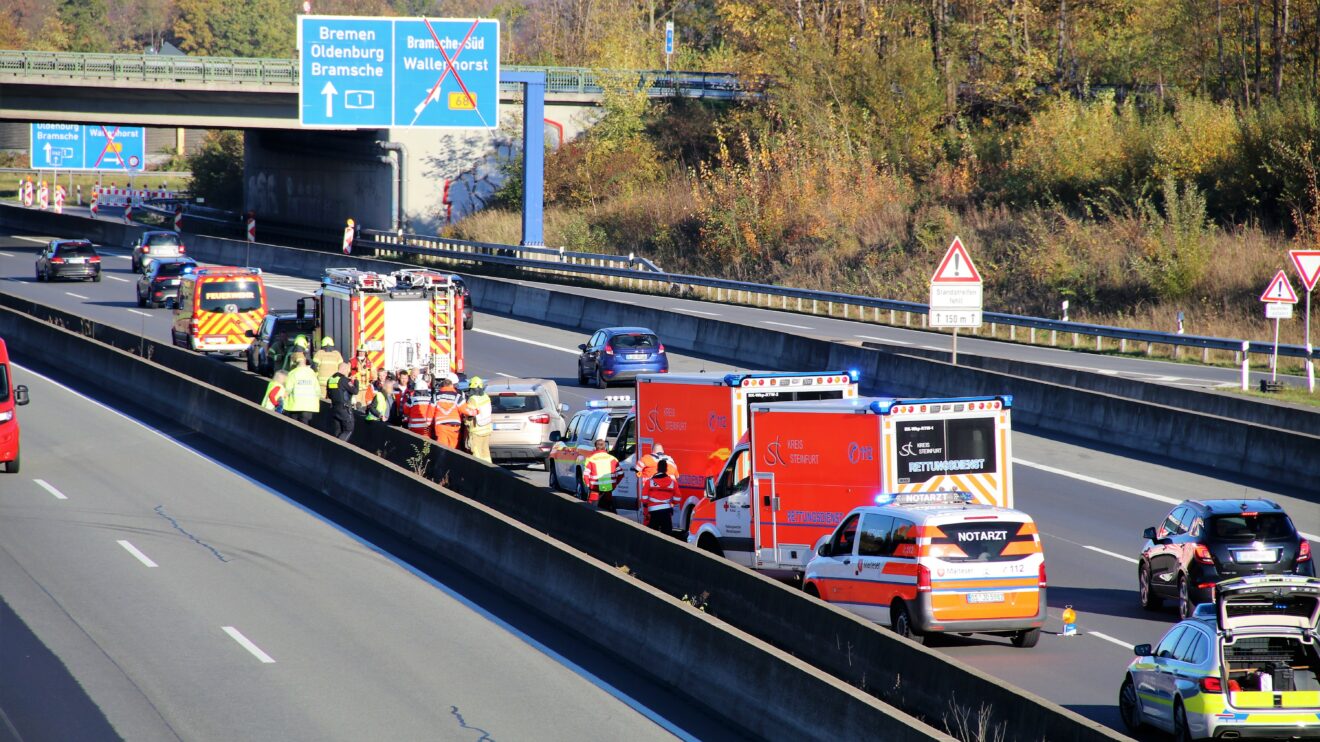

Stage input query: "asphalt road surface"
[{"left": 2, "top": 229, "right": 1317, "bottom": 737}]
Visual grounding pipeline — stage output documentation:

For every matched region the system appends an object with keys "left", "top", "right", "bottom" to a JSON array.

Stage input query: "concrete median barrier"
[{"left": 0, "top": 303, "right": 949, "bottom": 742}]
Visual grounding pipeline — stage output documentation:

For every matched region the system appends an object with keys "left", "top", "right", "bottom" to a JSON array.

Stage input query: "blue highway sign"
[
  {"left": 299, "top": 15, "right": 499, "bottom": 129},
  {"left": 30, "top": 124, "right": 146, "bottom": 171}
]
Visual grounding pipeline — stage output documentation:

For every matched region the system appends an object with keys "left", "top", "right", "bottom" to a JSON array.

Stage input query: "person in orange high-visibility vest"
[
  {"left": 582, "top": 438, "right": 620, "bottom": 513},
  {"left": 431, "top": 374, "right": 464, "bottom": 448},
  {"left": 405, "top": 379, "right": 437, "bottom": 439},
  {"left": 641, "top": 457, "right": 678, "bottom": 533},
  {"left": 635, "top": 443, "right": 679, "bottom": 483}
]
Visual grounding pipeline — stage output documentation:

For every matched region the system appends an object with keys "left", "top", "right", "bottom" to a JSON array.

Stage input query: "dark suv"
[
  {"left": 1139, "top": 499, "right": 1313, "bottom": 619},
  {"left": 245, "top": 311, "right": 319, "bottom": 376},
  {"left": 36, "top": 240, "right": 101, "bottom": 282}
]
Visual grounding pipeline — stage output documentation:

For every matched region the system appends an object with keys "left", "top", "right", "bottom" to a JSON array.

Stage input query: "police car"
[
  {"left": 1121, "top": 575, "right": 1320, "bottom": 741},
  {"left": 803, "top": 491, "right": 1047, "bottom": 647},
  {"left": 548, "top": 397, "right": 636, "bottom": 498}
]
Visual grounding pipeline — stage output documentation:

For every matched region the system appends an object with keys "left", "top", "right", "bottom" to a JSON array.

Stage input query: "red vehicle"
[
  {"left": 689, "top": 395, "right": 1014, "bottom": 578},
  {"left": 612, "top": 371, "right": 859, "bottom": 531},
  {"left": 0, "top": 338, "right": 32, "bottom": 473}
]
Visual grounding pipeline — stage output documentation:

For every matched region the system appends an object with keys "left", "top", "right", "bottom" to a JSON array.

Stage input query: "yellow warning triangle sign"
[
  {"left": 931, "top": 236, "right": 982, "bottom": 283},
  {"left": 1260, "top": 270, "right": 1299, "bottom": 303}
]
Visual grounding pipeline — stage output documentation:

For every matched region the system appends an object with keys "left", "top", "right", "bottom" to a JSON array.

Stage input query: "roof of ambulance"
[{"left": 855, "top": 503, "right": 1031, "bottom": 520}]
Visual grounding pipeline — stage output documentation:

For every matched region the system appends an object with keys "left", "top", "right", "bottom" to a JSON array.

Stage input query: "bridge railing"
[
  {"left": 359, "top": 228, "right": 1311, "bottom": 367},
  {"left": 0, "top": 50, "right": 753, "bottom": 98}
]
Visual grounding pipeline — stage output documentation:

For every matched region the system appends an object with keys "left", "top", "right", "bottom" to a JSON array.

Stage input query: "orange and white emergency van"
[
  {"left": 0, "top": 337, "right": 31, "bottom": 473},
  {"left": 689, "top": 395, "right": 1013, "bottom": 578},
  {"left": 802, "top": 491, "right": 1046, "bottom": 648},
  {"left": 613, "top": 371, "right": 859, "bottom": 531},
  {"left": 170, "top": 266, "right": 267, "bottom": 354},
  {"left": 316, "top": 268, "right": 465, "bottom": 377}
]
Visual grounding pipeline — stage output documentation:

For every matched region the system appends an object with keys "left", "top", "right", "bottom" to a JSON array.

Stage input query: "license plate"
[
  {"left": 627, "top": 353, "right": 647, "bottom": 360},
  {"left": 68, "top": 258, "right": 86, "bottom": 264},
  {"left": 493, "top": 422, "right": 519, "bottom": 430},
  {"left": 1235, "top": 549, "right": 1277, "bottom": 563},
  {"left": 966, "top": 591, "right": 1005, "bottom": 604}
]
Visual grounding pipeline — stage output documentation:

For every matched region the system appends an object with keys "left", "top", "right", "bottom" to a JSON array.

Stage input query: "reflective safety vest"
[
  {"left": 464, "top": 393, "right": 492, "bottom": 435},
  {"left": 365, "top": 391, "right": 390, "bottom": 422},
  {"left": 433, "top": 389, "right": 463, "bottom": 426},
  {"left": 584, "top": 451, "right": 619, "bottom": 493},
  {"left": 313, "top": 349, "right": 343, "bottom": 396},
  {"left": 406, "top": 393, "right": 436, "bottom": 436},
  {"left": 261, "top": 379, "right": 284, "bottom": 411},
  {"left": 283, "top": 366, "right": 321, "bottom": 413},
  {"left": 642, "top": 474, "right": 677, "bottom": 511},
  {"left": 636, "top": 452, "right": 679, "bottom": 482}
]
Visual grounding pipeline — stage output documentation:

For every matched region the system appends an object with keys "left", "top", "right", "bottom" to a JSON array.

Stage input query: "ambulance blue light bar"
[
  {"left": 722, "top": 371, "right": 854, "bottom": 388},
  {"left": 869, "top": 395, "right": 1012, "bottom": 415},
  {"left": 587, "top": 396, "right": 634, "bottom": 409},
  {"left": 874, "top": 491, "right": 975, "bottom": 506}
]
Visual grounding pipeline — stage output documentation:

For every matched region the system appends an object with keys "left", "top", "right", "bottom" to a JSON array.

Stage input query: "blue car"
[{"left": 577, "top": 327, "right": 668, "bottom": 388}]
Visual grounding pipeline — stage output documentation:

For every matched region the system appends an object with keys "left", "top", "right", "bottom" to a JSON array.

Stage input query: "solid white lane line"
[
  {"left": 65, "top": 292, "right": 89, "bottom": 300},
  {"left": 33, "top": 479, "right": 68, "bottom": 500},
  {"left": 495, "top": 371, "right": 516, "bottom": 377},
  {"left": 111, "top": 255, "right": 130, "bottom": 260},
  {"left": 117, "top": 540, "right": 159, "bottom": 568},
  {"left": 1021, "top": 458, "right": 1320, "bottom": 544},
  {"left": 762, "top": 320, "right": 812, "bottom": 330},
  {"left": 470, "top": 327, "right": 578, "bottom": 355},
  {"left": 10, "top": 236, "right": 48, "bottom": 244},
  {"left": 222, "top": 626, "right": 276, "bottom": 664},
  {"left": 265, "top": 284, "right": 314, "bottom": 295},
  {"left": 126, "top": 309, "right": 152, "bottom": 317},
  {"left": 1082, "top": 545, "right": 1139, "bottom": 564},
  {"left": 1089, "top": 631, "right": 1135, "bottom": 651},
  {"left": 856, "top": 335, "right": 911, "bottom": 345},
  {"left": 669, "top": 307, "right": 720, "bottom": 316},
  {"left": 0, "top": 251, "right": 14, "bottom": 257},
  {"left": 105, "top": 275, "right": 129, "bottom": 282}
]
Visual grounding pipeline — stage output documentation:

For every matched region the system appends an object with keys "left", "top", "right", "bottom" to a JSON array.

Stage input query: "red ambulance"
[{"left": 0, "top": 338, "right": 32, "bottom": 473}]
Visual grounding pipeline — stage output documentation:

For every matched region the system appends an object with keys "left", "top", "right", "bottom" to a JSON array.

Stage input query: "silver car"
[{"left": 485, "top": 378, "right": 568, "bottom": 466}]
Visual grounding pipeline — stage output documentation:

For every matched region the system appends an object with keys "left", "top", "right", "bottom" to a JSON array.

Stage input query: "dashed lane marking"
[
  {"left": 33, "top": 479, "right": 68, "bottom": 500},
  {"left": 469, "top": 328, "right": 578, "bottom": 355},
  {"left": 222, "top": 626, "right": 276, "bottom": 664},
  {"left": 116, "top": 540, "right": 159, "bottom": 568}
]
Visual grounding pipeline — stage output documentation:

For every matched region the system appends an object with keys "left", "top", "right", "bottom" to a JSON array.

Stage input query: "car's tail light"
[
  {"left": 89, "top": 256, "right": 100, "bottom": 263},
  {"left": 178, "top": 245, "right": 186, "bottom": 253},
  {"left": 1038, "top": 562, "right": 1048, "bottom": 588},
  {"left": 50, "top": 257, "right": 63, "bottom": 264},
  {"left": 529, "top": 414, "right": 550, "bottom": 424},
  {"left": 1201, "top": 676, "right": 1239, "bottom": 693},
  {"left": 917, "top": 565, "right": 932, "bottom": 593},
  {"left": 603, "top": 345, "right": 614, "bottom": 355},
  {"left": 1300, "top": 540, "right": 1312, "bottom": 563},
  {"left": 1194, "top": 544, "right": 1215, "bottom": 565},
  {"left": 142, "top": 246, "right": 151, "bottom": 254},
  {"left": 658, "top": 343, "right": 665, "bottom": 353}
]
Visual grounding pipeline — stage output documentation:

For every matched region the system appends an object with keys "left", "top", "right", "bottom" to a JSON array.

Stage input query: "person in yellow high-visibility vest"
[{"left": 582, "top": 439, "right": 620, "bottom": 513}]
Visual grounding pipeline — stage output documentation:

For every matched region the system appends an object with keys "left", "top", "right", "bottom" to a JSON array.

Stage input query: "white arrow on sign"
[
  {"left": 42, "top": 142, "right": 51, "bottom": 162},
  {"left": 321, "top": 80, "right": 338, "bottom": 119},
  {"left": 414, "top": 85, "right": 442, "bottom": 117}
]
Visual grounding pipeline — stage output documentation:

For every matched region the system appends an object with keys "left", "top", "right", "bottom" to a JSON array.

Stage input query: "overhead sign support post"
[
  {"left": 929, "top": 236, "right": 984, "bottom": 366},
  {"left": 500, "top": 70, "right": 546, "bottom": 247},
  {"left": 1289, "top": 250, "right": 1320, "bottom": 392},
  {"left": 1260, "top": 270, "right": 1299, "bottom": 384}
]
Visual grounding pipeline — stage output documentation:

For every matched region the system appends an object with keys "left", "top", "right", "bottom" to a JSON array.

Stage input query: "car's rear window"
[
  {"left": 155, "top": 262, "right": 192, "bottom": 277},
  {"left": 491, "top": 392, "right": 543, "bottom": 413},
  {"left": 57, "top": 244, "right": 96, "bottom": 257},
  {"left": 275, "top": 319, "right": 317, "bottom": 333},
  {"left": 1211, "top": 513, "right": 1296, "bottom": 541},
  {"left": 146, "top": 234, "right": 181, "bottom": 247},
  {"left": 609, "top": 333, "right": 659, "bottom": 349},
  {"left": 929, "top": 521, "right": 1032, "bottom": 562}
]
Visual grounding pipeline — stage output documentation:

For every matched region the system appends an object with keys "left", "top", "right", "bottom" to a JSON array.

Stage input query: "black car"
[
  {"left": 245, "top": 311, "right": 319, "bottom": 376},
  {"left": 1139, "top": 498, "right": 1314, "bottom": 619},
  {"left": 136, "top": 257, "right": 197, "bottom": 308},
  {"left": 131, "top": 230, "right": 186, "bottom": 273},
  {"left": 36, "top": 240, "right": 101, "bottom": 282},
  {"left": 450, "top": 275, "right": 474, "bottom": 330}
]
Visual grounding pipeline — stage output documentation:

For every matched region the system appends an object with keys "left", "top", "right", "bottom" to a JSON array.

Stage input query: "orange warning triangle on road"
[
  {"left": 1289, "top": 250, "right": 1320, "bottom": 292},
  {"left": 1260, "top": 270, "right": 1299, "bottom": 303},
  {"left": 931, "top": 236, "right": 983, "bottom": 283}
]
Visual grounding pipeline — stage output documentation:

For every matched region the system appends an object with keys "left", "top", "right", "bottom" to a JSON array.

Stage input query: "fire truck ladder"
[
  {"left": 391, "top": 268, "right": 451, "bottom": 290},
  {"left": 324, "top": 268, "right": 387, "bottom": 292}
]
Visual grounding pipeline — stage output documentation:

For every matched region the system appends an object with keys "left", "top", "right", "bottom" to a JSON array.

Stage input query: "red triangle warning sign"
[
  {"left": 1289, "top": 250, "right": 1320, "bottom": 292},
  {"left": 1260, "top": 270, "right": 1299, "bottom": 303},
  {"left": 931, "top": 236, "right": 983, "bottom": 283}
]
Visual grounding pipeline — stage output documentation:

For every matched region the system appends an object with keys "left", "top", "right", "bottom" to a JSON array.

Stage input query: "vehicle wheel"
[
  {"left": 3, "top": 453, "right": 18, "bottom": 474},
  {"left": 804, "top": 583, "right": 820, "bottom": 599},
  {"left": 697, "top": 533, "right": 723, "bottom": 557},
  {"left": 594, "top": 369, "right": 607, "bottom": 390},
  {"left": 891, "top": 602, "right": 925, "bottom": 645},
  {"left": 1177, "top": 574, "right": 1193, "bottom": 620},
  {"left": 681, "top": 505, "right": 695, "bottom": 534},
  {"left": 246, "top": 353, "right": 256, "bottom": 372},
  {"left": 1173, "top": 699, "right": 1194, "bottom": 742},
  {"left": 1119, "top": 676, "right": 1144, "bottom": 733},
  {"left": 92, "top": 272, "right": 101, "bottom": 283},
  {"left": 1139, "top": 563, "right": 1161, "bottom": 610},
  {"left": 464, "top": 316, "right": 473, "bottom": 331},
  {"left": 1011, "top": 628, "right": 1041, "bottom": 648},
  {"left": 137, "top": 293, "right": 147, "bottom": 307},
  {"left": 576, "top": 365, "right": 586, "bottom": 385},
  {"left": 574, "top": 471, "right": 588, "bottom": 501}
]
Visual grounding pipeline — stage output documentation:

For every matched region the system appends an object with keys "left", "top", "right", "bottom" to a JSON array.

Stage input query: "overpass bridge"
[{"left": 0, "top": 50, "right": 753, "bottom": 235}]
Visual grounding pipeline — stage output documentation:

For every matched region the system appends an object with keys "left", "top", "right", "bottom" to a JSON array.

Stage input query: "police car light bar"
[
  {"left": 874, "top": 491, "right": 975, "bottom": 506},
  {"left": 587, "top": 396, "right": 634, "bottom": 408}
]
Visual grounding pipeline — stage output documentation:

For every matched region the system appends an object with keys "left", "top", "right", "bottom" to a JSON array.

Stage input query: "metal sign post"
[
  {"left": 929, "top": 236, "right": 984, "bottom": 366},
  {"left": 1260, "top": 270, "right": 1299, "bottom": 384},
  {"left": 1288, "top": 250, "right": 1320, "bottom": 392}
]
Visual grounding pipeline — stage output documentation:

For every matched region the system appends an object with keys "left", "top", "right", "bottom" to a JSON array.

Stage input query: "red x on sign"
[
  {"left": 94, "top": 126, "right": 127, "bottom": 169},
  {"left": 411, "top": 18, "right": 481, "bottom": 124}
]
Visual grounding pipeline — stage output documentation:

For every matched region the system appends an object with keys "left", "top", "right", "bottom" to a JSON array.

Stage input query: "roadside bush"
[{"left": 186, "top": 130, "right": 243, "bottom": 210}]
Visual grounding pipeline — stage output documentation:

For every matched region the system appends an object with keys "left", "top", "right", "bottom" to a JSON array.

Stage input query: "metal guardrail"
[
  {"left": 360, "top": 229, "right": 1311, "bottom": 364},
  {"left": 0, "top": 50, "right": 754, "bottom": 99}
]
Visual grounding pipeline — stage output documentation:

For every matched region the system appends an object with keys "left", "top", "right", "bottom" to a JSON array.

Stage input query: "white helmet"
[{"left": 414, "top": 379, "right": 430, "bottom": 392}]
